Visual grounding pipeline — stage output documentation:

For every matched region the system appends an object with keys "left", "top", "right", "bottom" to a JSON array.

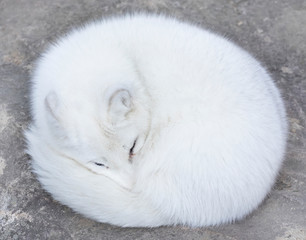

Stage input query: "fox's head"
[{"left": 41, "top": 81, "right": 151, "bottom": 188}]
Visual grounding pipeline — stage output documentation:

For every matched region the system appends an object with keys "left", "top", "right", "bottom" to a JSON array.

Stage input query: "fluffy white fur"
[{"left": 25, "top": 14, "right": 287, "bottom": 227}]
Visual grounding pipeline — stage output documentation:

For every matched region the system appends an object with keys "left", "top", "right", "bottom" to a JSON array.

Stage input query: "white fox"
[{"left": 25, "top": 14, "right": 287, "bottom": 227}]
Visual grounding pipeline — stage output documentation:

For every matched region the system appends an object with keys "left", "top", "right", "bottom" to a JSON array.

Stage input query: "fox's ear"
[
  {"left": 44, "top": 92, "right": 69, "bottom": 140},
  {"left": 108, "top": 89, "right": 133, "bottom": 125},
  {"left": 45, "top": 91, "right": 61, "bottom": 122}
]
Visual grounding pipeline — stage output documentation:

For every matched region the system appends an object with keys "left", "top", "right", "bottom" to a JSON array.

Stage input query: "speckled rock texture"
[{"left": 0, "top": 1, "right": 305, "bottom": 239}]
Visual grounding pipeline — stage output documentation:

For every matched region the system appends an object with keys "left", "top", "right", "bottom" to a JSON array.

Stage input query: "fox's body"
[{"left": 26, "top": 15, "right": 287, "bottom": 227}]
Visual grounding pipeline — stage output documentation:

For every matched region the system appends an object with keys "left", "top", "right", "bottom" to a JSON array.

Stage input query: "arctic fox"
[{"left": 25, "top": 14, "right": 287, "bottom": 227}]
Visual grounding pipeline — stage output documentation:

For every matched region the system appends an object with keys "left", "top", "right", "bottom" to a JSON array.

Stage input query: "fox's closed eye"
[
  {"left": 95, "top": 162, "right": 105, "bottom": 167},
  {"left": 91, "top": 157, "right": 109, "bottom": 169},
  {"left": 94, "top": 162, "right": 109, "bottom": 169}
]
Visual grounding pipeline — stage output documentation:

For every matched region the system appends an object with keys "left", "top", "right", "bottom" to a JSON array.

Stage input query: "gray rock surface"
[{"left": 0, "top": 0, "right": 305, "bottom": 239}]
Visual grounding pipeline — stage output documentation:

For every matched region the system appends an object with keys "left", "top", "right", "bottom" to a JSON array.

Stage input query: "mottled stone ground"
[{"left": 0, "top": 1, "right": 305, "bottom": 239}]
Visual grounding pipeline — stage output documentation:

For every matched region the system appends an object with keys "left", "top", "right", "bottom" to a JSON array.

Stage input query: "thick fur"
[{"left": 25, "top": 14, "right": 287, "bottom": 227}]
